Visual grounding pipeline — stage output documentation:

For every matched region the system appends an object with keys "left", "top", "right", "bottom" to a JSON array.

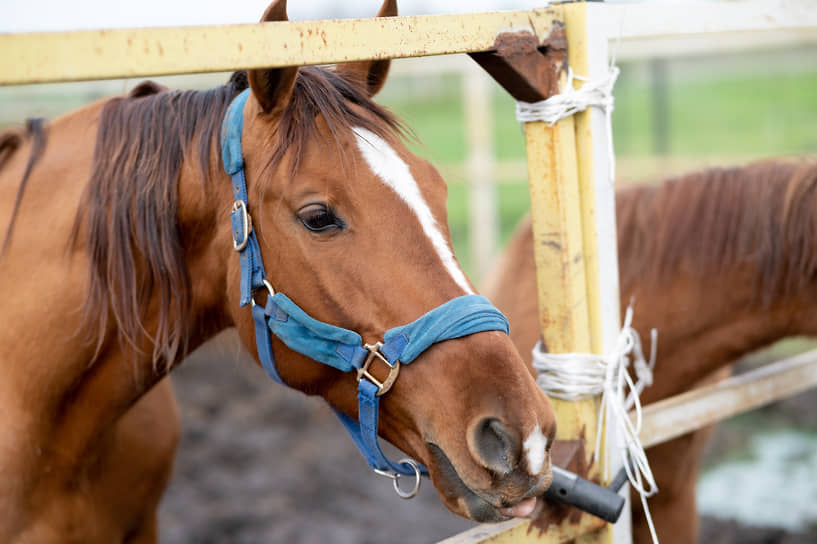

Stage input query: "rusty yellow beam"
[
  {"left": 525, "top": 115, "right": 591, "bottom": 357},
  {"left": 525, "top": 102, "right": 612, "bottom": 544},
  {"left": 527, "top": 3, "right": 612, "bottom": 543},
  {"left": 0, "top": 9, "right": 560, "bottom": 85},
  {"left": 442, "top": 3, "right": 619, "bottom": 543},
  {"left": 563, "top": 4, "right": 617, "bottom": 542},
  {"left": 439, "top": 516, "right": 606, "bottom": 544},
  {"left": 563, "top": 3, "right": 603, "bottom": 357},
  {"left": 439, "top": 80, "right": 610, "bottom": 544}
]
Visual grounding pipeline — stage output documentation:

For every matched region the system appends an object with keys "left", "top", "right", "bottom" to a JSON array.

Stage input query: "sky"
[{"left": 0, "top": 0, "right": 562, "bottom": 33}]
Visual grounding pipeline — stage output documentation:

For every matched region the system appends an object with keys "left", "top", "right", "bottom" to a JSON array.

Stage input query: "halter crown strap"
[
  {"left": 221, "top": 88, "right": 250, "bottom": 175},
  {"left": 220, "top": 88, "right": 511, "bottom": 482}
]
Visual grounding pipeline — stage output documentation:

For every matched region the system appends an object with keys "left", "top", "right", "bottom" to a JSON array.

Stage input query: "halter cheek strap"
[
  {"left": 221, "top": 88, "right": 511, "bottom": 492},
  {"left": 222, "top": 90, "right": 266, "bottom": 307}
]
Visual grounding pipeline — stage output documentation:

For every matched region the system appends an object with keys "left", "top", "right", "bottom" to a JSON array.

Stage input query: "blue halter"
[{"left": 221, "top": 88, "right": 511, "bottom": 490}]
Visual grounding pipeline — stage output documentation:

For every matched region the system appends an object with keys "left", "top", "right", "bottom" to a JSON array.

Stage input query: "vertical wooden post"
[
  {"left": 524, "top": 6, "right": 613, "bottom": 543},
  {"left": 563, "top": 2, "right": 627, "bottom": 542},
  {"left": 464, "top": 62, "right": 498, "bottom": 284},
  {"left": 445, "top": 3, "right": 625, "bottom": 542}
]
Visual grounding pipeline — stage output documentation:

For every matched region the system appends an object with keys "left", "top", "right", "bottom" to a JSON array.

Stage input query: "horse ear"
[
  {"left": 248, "top": 0, "right": 299, "bottom": 114},
  {"left": 334, "top": 0, "right": 397, "bottom": 97}
]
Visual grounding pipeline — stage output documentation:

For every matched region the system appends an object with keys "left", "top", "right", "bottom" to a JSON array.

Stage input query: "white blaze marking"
[
  {"left": 353, "top": 127, "right": 473, "bottom": 294},
  {"left": 523, "top": 425, "right": 548, "bottom": 475}
]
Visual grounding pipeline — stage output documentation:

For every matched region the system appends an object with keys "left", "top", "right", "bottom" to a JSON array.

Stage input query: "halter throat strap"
[{"left": 220, "top": 88, "right": 511, "bottom": 483}]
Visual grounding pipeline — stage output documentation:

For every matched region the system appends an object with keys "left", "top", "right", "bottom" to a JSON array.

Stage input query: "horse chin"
[{"left": 425, "top": 443, "right": 552, "bottom": 523}]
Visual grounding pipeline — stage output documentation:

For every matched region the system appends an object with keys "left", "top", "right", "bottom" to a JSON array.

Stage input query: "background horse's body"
[{"left": 484, "top": 159, "right": 817, "bottom": 543}]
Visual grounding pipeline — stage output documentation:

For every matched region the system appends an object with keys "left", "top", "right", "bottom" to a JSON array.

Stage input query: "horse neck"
[
  {"left": 624, "top": 249, "right": 817, "bottom": 404},
  {"left": 615, "top": 164, "right": 817, "bottom": 402},
  {"left": 154, "top": 155, "right": 237, "bottom": 378}
]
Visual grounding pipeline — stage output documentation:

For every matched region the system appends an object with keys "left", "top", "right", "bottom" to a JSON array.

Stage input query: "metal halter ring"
[
  {"left": 373, "top": 458, "right": 422, "bottom": 499},
  {"left": 250, "top": 279, "right": 275, "bottom": 307},
  {"left": 231, "top": 199, "right": 253, "bottom": 251}
]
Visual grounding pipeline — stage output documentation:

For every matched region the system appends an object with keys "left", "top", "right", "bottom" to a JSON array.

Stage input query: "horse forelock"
[
  {"left": 617, "top": 158, "right": 817, "bottom": 305},
  {"left": 256, "top": 66, "right": 406, "bottom": 189},
  {"left": 73, "top": 66, "right": 404, "bottom": 370}
]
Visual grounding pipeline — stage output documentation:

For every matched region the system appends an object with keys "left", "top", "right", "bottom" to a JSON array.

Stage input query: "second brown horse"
[{"left": 485, "top": 158, "right": 817, "bottom": 543}]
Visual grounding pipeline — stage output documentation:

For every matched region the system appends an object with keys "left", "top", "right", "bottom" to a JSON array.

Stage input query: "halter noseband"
[{"left": 221, "top": 88, "right": 511, "bottom": 498}]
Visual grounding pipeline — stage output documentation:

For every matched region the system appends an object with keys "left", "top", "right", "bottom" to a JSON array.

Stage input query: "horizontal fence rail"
[
  {"left": 0, "top": 9, "right": 559, "bottom": 85},
  {"left": 639, "top": 349, "right": 817, "bottom": 449},
  {"left": 3, "top": 1, "right": 817, "bottom": 86},
  {"left": 594, "top": 0, "right": 817, "bottom": 40}
]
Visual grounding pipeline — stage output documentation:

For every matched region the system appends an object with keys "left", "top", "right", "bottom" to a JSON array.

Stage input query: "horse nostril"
[{"left": 469, "top": 417, "right": 522, "bottom": 476}]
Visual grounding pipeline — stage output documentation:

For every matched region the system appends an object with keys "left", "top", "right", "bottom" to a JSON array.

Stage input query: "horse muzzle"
[{"left": 426, "top": 436, "right": 553, "bottom": 522}]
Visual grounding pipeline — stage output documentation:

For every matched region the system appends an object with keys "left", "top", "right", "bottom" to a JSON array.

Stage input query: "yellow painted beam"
[
  {"left": 0, "top": 9, "right": 559, "bottom": 85},
  {"left": 442, "top": 79, "right": 612, "bottom": 543},
  {"left": 562, "top": 4, "right": 614, "bottom": 543},
  {"left": 525, "top": 115, "right": 590, "bottom": 357},
  {"left": 524, "top": 89, "right": 611, "bottom": 544},
  {"left": 439, "top": 516, "right": 606, "bottom": 544},
  {"left": 447, "top": 3, "right": 615, "bottom": 543},
  {"left": 562, "top": 2, "right": 603, "bottom": 358}
]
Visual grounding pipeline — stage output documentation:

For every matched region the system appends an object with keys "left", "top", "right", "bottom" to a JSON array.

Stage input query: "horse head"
[{"left": 224, "top": 0, "right": 557, "bottom": 522}]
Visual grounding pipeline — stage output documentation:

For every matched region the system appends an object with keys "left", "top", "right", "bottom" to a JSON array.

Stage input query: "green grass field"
[
  {"left": 379, "top": 61, "right": 817, "bottom": 276},
  {"left": 386, "top": 63, "right": 817, "bottom": 164}
]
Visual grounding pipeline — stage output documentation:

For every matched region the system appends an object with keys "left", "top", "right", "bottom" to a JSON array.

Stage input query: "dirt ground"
[{"left": 158, "top": 331, "right": 817, "bottom": 543}]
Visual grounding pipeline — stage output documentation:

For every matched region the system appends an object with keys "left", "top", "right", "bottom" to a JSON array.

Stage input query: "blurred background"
[{"left": 2, "top": 1, "right": 817, "bottom": 542}]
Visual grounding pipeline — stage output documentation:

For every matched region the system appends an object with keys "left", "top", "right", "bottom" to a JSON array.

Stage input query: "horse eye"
[{"left": 297, "top": 204, "right": 342, "bottom": 232}]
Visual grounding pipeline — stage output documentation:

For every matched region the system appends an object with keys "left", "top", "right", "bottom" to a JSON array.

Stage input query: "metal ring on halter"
[
  {"left": 250, "top": 278, "right": 275, "bottom": 307},
  {"left": 372, "top": 458, "right": 422, "bottom": 499}
]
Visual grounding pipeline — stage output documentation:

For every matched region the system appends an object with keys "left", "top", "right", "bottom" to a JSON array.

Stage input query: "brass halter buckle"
[{"left": 357, "top": 342, "right": 401, "bottom": 396}]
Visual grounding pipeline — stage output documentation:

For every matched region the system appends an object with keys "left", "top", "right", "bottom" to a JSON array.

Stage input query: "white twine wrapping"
[
  {"left": 515, "top": 65, "right": 620, "bottom": 184},
  {"left": 532, "top": 306, "right": 660, "bottom": 544}
]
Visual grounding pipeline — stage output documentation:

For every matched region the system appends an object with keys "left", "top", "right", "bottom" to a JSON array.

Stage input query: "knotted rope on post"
[
  {"left": 532, "top": 306, "right": 660, "bottom": 544},
  {"left": 515, "top": 66, "right": 620, "bottom": 184}
]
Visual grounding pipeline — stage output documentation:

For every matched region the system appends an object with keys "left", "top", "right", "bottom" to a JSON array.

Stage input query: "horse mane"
[
  {"left": 0, "top": 118, "right": 47, "bottom": 257},
  {"left": 73, "top": 67, "right": 403, "bottom": 371},
  {"left": 617, "top": 158, "right": 817, "bottom": 305}
]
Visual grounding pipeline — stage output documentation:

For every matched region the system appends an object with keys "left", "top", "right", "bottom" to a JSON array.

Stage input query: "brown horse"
[
  {"left": 484, "top": 158, "right": 817, "bottom": 543},
  {"left": 0, "top": 1, "right": 558, "bottom": 541}
]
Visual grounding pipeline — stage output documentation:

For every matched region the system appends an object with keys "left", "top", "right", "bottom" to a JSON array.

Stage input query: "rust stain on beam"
[{"left": 468, "top": 23, "right": 567, "bottom": 102}]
